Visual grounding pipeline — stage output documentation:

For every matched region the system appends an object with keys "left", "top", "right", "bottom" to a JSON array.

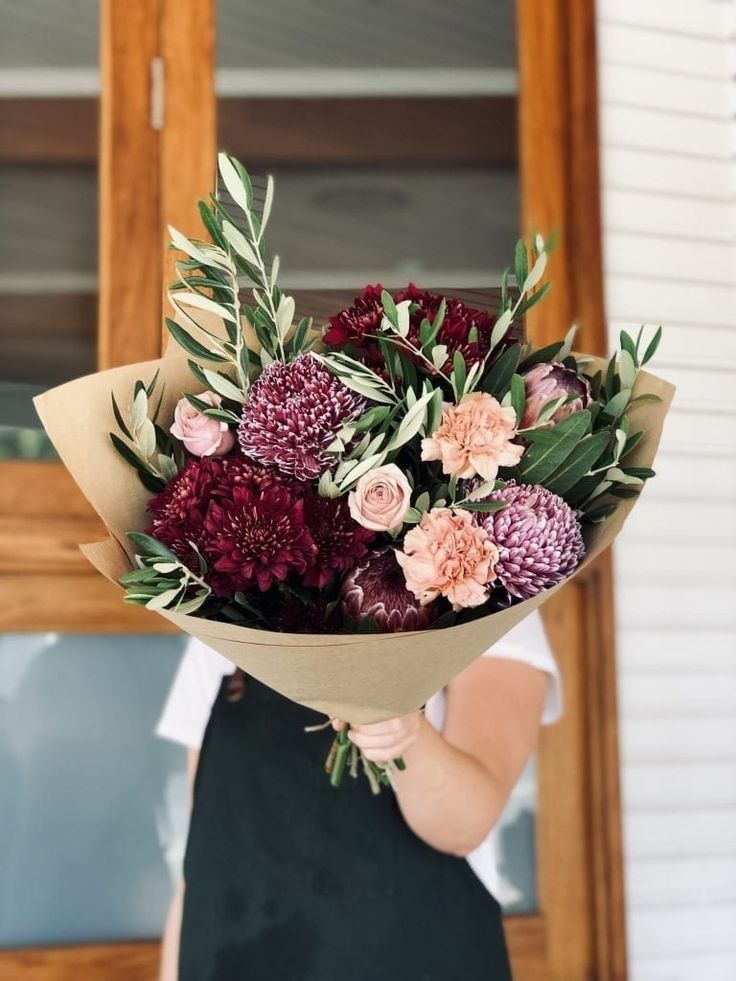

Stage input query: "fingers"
[
  {"left": 347, "top": 714, "right": 421, "bottom": 762},
  {"left": 358, "top": 735, "right": 417, "bottom": 764}
]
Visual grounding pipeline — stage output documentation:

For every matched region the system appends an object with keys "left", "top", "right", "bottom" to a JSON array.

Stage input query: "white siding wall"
[
  {"left": 598, "top": 0, "right": 736, "bottom": 981},
  {"left": 596, "top": 2, "right": 736, "bottom": 978}
]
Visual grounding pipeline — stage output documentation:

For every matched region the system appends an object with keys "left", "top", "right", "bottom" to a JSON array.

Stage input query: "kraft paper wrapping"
[{"left": 34, "top": 355, "right": 674, "bottom": 723}]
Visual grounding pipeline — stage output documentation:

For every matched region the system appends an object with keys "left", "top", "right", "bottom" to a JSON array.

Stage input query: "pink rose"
[
  {"left": 421, "top": 392, "right": 523, "bottom": 482},
  {"left": 170, "top": 391, "right": 235, "bottom": 457},
  {"left": 395, "top": 507, "right": 499, "bottom": 611},
  {"left": 348, "top": 464, "right": 411, "bottom": 531},
  {"left": 521, "top": 361, "right": 591, "bottom": 429}
]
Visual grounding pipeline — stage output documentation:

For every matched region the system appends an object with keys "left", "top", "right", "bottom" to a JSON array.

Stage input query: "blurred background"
[{"left": 0, "top": 1, "right": 734, "bottom": 979}]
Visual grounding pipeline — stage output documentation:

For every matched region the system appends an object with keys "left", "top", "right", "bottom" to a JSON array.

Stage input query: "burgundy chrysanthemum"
[
  {"left": 238, "top": 354, "right": 365, "bottom": 480},
  {"left": 478, "top": 481, "right": 585, "bottom": 600},
  {"left": 301, "top": 493, "right": 375, "bottom": 589},
  {"left": 213, "top": 454, "right": 306, "bottom": 498},
  {"left": 204, "top": 484, "right": 317, "bottom": 594},
  {"left": 145, "top": 457, "right": 224, "bottom": 568},
  {"left": 324, "top": 284, "right": 512, "bottom": 371},
  {"left": 340, "top": 548, "right": 437, "bottom": 632}
]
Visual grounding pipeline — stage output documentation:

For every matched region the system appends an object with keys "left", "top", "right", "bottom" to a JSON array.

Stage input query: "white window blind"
[{"left": 596, "top": 1, "right": 736, "bottom": 978}]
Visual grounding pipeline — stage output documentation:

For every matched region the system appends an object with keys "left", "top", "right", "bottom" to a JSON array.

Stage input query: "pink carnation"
[
  {"left": 421, "top": 392, "right": 524, "bottom": 482},
  {"left": 395, "top": 507, "right": 499, "bottom": 611}
]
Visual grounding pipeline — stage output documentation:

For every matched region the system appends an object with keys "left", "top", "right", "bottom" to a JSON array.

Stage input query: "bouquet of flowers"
[{"left": 35, "top": 154, "right": 673, "bottom": 791}]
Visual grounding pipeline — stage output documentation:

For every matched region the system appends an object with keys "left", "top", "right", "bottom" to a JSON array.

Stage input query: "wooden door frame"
[
  {"left": 0, "top": 0, "right": 215, "bottom": 633},
  {"left": 2, "top": 0, "right": 627, "bottom": 977},
  {"left": 518, "top": 0, "right": 628, "bottom": 978}
]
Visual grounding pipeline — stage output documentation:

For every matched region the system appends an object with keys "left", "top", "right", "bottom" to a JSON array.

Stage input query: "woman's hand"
[{"left": 333, "top": 714, "right": 423, "bottom": 763}]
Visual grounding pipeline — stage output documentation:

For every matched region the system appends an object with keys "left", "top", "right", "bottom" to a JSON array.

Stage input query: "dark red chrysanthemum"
[
  {"left": 203, "top": 484, "right": 316, "bottom": 594},
  {"left": 323, "top": 284, "right": 386, "bottom": 367},
  {"left": 324, "top": 284, "right": 512, "bottom": 371},
  {"left": 340, "top": 548, "right": 437, "bottom": 632},
  {"left": 213, "top": 454, "right": 307, "bottom": 498},
  {"left": 145, "top": 457, "right": 224, "bottom": 569},
  {"left": 301, "top": 493, "right": 375, "bottom": 589},
  {"left": 238, "top": 354, "right": 365, "bottom": 480}
]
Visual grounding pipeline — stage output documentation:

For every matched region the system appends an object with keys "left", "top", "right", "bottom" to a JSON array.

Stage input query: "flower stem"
[{"left": 330, "top": 728, "right": 351, "bottom": 787}]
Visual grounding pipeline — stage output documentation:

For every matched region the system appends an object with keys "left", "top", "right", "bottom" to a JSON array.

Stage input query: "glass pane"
[
  {"left": 0, "top": 1, "right": 98, "bottom": 460},
  {"left": 0, "top": 633, "right": 187, "bottom": 946},
  {"left": 495, "top": 761, "right": 538, "bottom": 913},
  {"left": 215, "top": 0, "right": 536, "bottom": 915}
]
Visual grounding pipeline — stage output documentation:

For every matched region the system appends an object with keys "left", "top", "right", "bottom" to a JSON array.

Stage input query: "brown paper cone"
[{"left": 34, "top": 355, "right": 674, "bottom": 723}]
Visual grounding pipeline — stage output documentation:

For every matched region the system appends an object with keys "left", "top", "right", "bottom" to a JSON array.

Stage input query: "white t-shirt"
[{"left": 157, "top": 610, "right": 561, "bottom": 900}]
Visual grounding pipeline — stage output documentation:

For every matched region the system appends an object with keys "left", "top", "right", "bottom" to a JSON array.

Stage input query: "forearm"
[
  {"left": 391, "top": 716, "right": 505, "bottom": 857},
  {"left": 159, "top": 877, "right": 184, "bottom": 981}
]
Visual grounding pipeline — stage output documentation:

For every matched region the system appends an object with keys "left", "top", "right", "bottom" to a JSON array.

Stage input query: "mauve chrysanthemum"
[
  {"left": 204, "top": 484, "right": 317, "bottom": 594},
  {"left": 340, "top": 548, "right": 437, "bottom": 633},
  {"left": 478, "top": 481, "right": 585, "bottom": 600},
  {"left": 238, "top": 354, "right": 365, "bottom": 480},
  {"left": 301, "top": 493, "right": 375, "bottom": 589},
  {"left": 324, "top": 284, "right": 512, "bottom": 371}
]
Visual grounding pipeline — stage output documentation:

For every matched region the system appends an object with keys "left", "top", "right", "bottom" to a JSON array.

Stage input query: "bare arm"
[
  {"left": 159, "top": 748, "right": 199, "bottom": 981},
  {"left": 348, "top": 657, "right": 548, "bottom": 857}
]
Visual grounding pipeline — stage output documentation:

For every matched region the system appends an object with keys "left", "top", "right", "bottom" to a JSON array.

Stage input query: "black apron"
[{"left": 179, "top": 673, "right": 512, "bottom": 981}]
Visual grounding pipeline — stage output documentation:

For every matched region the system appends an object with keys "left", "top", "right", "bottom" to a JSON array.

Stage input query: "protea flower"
[
  {"left": 340, "top": 548, "right": 437, "bottom": 632},
  {"left": 203, "top": 484, "right": 317, "bottom": 593},
  {"left": 477, "top": 481, "right": 585, "bottom": 600},
  {"left": 301, "top": 493, "right": 375, "bottom": 589},
  {"left": 238, "top": 354, "right": 365, "bottom": 480},
  {"left": 521, "top": 362, "right": 591, "bottom": 429}
]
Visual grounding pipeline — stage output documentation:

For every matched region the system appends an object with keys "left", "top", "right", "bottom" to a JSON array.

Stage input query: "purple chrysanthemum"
[
  {"left": 478, "top": 481, "right": 585, "bottom": 600},
  {"left": 340, "top": 548, "right": 437, "bottom": 633},
  {"left": 238, "top": 354, "right": 365, "bottom": 480}
]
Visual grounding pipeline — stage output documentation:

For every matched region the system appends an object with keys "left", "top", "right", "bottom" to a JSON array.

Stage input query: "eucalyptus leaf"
[
  {"left": 173, "top": 291, "right": 237, "bottom": 323},
  {"left": 202, "top": 368, "right": 245, "bottom": 402},
  {"left": 603, "top": 388, "right": 632, "bottom": 418},
  {"left": 522, "top": 250, "right": 547, "bottom": 292},
  {"left": 218, "top": 152, "right": 252, "bottom": 211},
  {"left": 490, "top": 308, "right": 513, "bottom": 349},
  {"left": 146, "top": 587, "right": 184, "bottom": 611},
  {"left": 261, "top": 174, "right": 275, "bottom": 234},
  {"left": 222, "top": 220, "right": 261, "bottom": 268},
  {"left": 619, "top": 349, "right": 637, "bottom": 389},
  {"left": 642, "top": 326, "right": 662, "bottom": 365},
  {"left": 510, "top": 374, "right": 525, "bottom": 425},
  {"left": 380, "top": 290, "right": 399, "bottom": 329},
  {"left": 164, "top": 318, "right": 229, "bottom": 363},
  {"left": 544, "top": 429, "right": 610, "bottom": 496},
  {"left": 459, "top": 500, "right": 508, "bottom": 513},
  {"left": 482, "top": 343, "right": 520, "bottom": 398},
  {"left": 127, "top": 532, "right": 179, "bottom": 561},
  {"left": 519, "top": 410, "right": 591, "bottom": 484}
]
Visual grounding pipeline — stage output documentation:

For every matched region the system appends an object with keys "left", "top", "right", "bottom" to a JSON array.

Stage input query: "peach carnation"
[
  {"left": 421, "top": 392, "right": 524, "bottom": 481},
  {"left": 395, "top": 507, "right": 499, "bottom": 611}
]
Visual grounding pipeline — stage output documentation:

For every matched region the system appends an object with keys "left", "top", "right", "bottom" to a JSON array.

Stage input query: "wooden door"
[{"left": 1, "top": 0, "right": 625, "bottom": 977}]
